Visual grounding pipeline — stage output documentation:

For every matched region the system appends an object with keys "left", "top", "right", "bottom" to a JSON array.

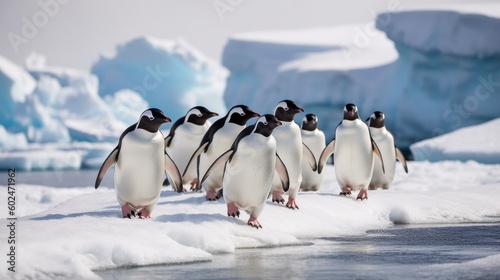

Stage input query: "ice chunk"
[{"left": 92, "top": 37, "right": 228, "bottom": 119}]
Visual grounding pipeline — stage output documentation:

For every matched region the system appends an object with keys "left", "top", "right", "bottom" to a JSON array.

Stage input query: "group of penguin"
[{"left": 95, "top": 100, "right": 408, "bottom": 228}]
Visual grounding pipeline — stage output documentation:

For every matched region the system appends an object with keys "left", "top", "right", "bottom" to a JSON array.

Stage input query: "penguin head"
[
  {"left": 185, "top": 106, "right": 219, "bottom": 125},
  {"left": 253, "top": 114, "right": 282, "bottom": 137},
  {"left": 274, "top": 100, "right": 303, "bottom": 122},
  {"left": 301, "top": 114, "right": 318, "bottom": 131},
  {"left": 227, "top": 105, "right": 260, "bottom": 125},
  {"left": 366, "top": 111, "right": 385, "bottom": 128},
  {"left": 137, "top": 108, "right": 171, "bottom": 132},
  {"left": 343, "top": 103, "right": 359, "bottom": 121}
]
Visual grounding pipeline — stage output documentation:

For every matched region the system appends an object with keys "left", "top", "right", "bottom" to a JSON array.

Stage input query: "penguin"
[
  {"left": 271, "top": 100, "right": 317, "bottom": 209},
  {"left": 164, "top": 106, "right": 218, "bottom": 191},
  {"left": 200, "top": 114, "right": 289, "bottom": 228},
  {"left": 366, "top": 111, "right": 408, "bottom": 190},
  {"left": 183, "top": 105, "right": 260, "bottom": 200},
  {"left": 95, "top": 108, "right": 182, "bottom": 219},
  {"left": 300, "top": 114, "right": 326, "bottom": 191},
  {"left": 318, "top": 103, "right": 384, "bottom": 200}
]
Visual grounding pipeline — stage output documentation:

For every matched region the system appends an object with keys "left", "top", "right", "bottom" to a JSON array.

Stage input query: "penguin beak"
[
  {"left": 164, "top": 117, "right": 171, "bottom": 123},
  {"left": 276, "top": 121, "right": 282, "bottom": 126},
  {"left": 297, "top": 107, "right": 304, "bottom": 113},
  {"left": 211, "top": 113, "right": 219, "bottom": 117},
  {"left": 253, "top": 112, "right": 261, "bottom": 117},
  {"left": 365, "top": 117, "right": 370, "bottom": 122}
]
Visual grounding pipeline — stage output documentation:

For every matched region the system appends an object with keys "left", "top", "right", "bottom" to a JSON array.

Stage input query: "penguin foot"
[
  {"left": 227, "top": 202, "right": 240, "bottom": 218},
  {"left": 137, "top": 208, "right": 152, "bottom": 219},
  {"left": 189, "top": 179, "right": 199, "bottom": 191},
  {"left": 272, "top": 191, "right": 285, "bottom": 204},
  {"left": 247, "top": 216, "right": 262, "bottom": 229},
  {"left": 286, "top": 198, "right": 299, "bottom": 210},
  {"left": 340, "top": 187, "right": 352, "bottom": 196},
  {"left": 206, "top": 189, "right": 220, "bottom": 201},
  {"left": 356, "top": 189, "right": 368, "bottom": 201},
  {"left": 121, "top": 204, "right": 136, "bottom": 219}
]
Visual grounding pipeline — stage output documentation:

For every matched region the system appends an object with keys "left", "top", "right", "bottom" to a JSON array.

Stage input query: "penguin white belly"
[
  {"left": 370, "top": 128, "right": 396, "bottom": 189},
  {"left": 115, "top": 130, "right": 165, "bottom": 208},
  {"left": 334, "top": 120, "right": 374, "bottom": 191},
  {"left": 223, "top": 134, "right": 276, "bottom": 214},
  {"left": 166, "top": 122, "right": 210, "bottom": 183},
  {"left": 301, "top": 130, "right": 326, "bottom": 191},
  {"left": 272, "top": 122, "right": 302, "bottom": 196},
  {"left": 201, "top": 123, "right": 243, "bottom": 190}
]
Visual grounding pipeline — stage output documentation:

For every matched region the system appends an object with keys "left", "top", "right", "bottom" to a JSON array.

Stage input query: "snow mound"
[
  {"left": 92, "top": 37, "right": 228, "bottom": 119},
  {"left": 222, "top": 3, "right": 500, "bottom": 152},
  {"left": 410, "top": 117, "right": 500, "bottom": 164},
  {"left": 1, "top": 161, "right": 499, "bottom": 279}
]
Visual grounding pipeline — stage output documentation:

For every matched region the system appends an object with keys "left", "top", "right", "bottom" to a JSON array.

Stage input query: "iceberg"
[
  {"left": 92, "top": 37, "right": 228, "bottom": 119},
  {"left": 221, "top": 3, "right": 500, "bottom": 154}
]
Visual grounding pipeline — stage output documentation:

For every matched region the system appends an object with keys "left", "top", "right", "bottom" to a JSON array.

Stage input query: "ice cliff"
[{"left": 222, "top": 3, "right": 500, "bottom": 155}]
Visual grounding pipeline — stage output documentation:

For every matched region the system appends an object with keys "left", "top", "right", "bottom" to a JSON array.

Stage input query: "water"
[{"left": 95, "top": 224, "right": 500, "bottom": 280}]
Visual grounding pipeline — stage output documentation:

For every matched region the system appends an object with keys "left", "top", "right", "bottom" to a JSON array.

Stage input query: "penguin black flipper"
[
  {"left": 200, "top": 149, "right": 233, "bottom": 185},
  {"left": 94, "top": 123, "right": 137, "bottom": 189},
  {"left": 302, "top": 143, "right": 318, "bottom": 172},
  {"left": 395, "top": 146, "right": 408, "bottom": 173},
  {"left": 95, "top": 147, "right": 118, "bottom": 189},
  {"left": 228, "top": 125, "right": 254, "bottom": 161},
  {"left": 164, "top": 118, "right": 185, "bottom": 148},
  {"left": 318, "top": 139, "right": 335, "bottom": 174},
  {"left": 371, "top": 139, "right": 385, "bottom": 174},
  {"left": 182, "top": 117, "right": 226, "bottom": 177},
  {"left": 165, "top": 152, "right": 183, "bottom": 192},
  {"left": 200, "top": 125, "right": 254, "bottom": 184},
  {"left": 275, "top": 153, "right": 290, "bottom": 192}
]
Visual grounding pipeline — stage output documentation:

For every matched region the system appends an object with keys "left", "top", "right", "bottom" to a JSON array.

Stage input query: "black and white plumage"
[
  {"left": 271, "top": 100, "right": 317, "bottom": 210},
  {"left": 318, "top": 103, "right": 384, "bottom": 200},
  {"left": 95, "top": 108, "right": 182, "bottom": 219},
  {"left": 366, "top": 111, "right": 408, "bottom": 190},
  {"left": 300, "top": 114, "right": 326, "bottom": 191},
  {"left": 183, "top": 105, "right": 260, "bottom": 200},
  {"left": 200, "top": 114, "right": 289, "bottom": 228},
  {"left": 164, "top": 106, "right": 218, "bottom": 191}
]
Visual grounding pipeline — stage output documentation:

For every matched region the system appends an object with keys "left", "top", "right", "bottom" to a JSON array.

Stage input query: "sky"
[{"left": 0, "top": 0, "right": 468, "bottom": 71}]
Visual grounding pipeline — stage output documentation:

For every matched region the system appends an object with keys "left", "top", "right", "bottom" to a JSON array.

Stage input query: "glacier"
[{"left": 222, "top": 3, "right": 500, "bottom": 155}]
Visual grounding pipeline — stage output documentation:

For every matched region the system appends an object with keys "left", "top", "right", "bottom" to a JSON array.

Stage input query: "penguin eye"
[
  {"left": 239, "top": 113, "right": 245, "bottom": 116},
  {"left": 149, "top": 116, "right": 155, "bottom": 120},
  {"left": 263, "top": 121, "right": 268, "bottom": 125},
  {"left": 197, "top": 113, "right": 203, "bottom": 117},
  {"left": 283, "top": 107, "right": 289, "bottom": 111}
]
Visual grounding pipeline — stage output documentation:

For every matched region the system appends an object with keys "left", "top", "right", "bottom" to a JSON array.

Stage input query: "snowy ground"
[{"left": 1, "top": 161, "right": 499, "bottom": 279}]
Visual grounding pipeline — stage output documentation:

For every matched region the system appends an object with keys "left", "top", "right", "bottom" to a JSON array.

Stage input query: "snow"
[
  {"left": 0, "top": 160, "right": 499, "bottom": 279},
  {"left": 222, "top": 3, "right": 500, "bottom": 151},
  {"left": 410, "top": 117, "right": 500, "bottom": 164},
  {"left": 91, "top": 37, "right": 228, "bottom": 120}
]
